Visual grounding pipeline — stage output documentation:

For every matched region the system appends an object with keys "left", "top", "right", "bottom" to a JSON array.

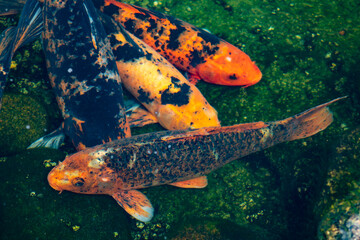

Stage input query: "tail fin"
[
  {"left": 0, "top": 26, "right": 17, "bottom": 102},
  {"left": 278, "top": 96, "right": 347, "bottom": 141},
  {"left": 0, "top": 0, "right": 42, "bottom": 108},
  {"left": 12, "top": 0, "right": 42, "bottom": 52}
]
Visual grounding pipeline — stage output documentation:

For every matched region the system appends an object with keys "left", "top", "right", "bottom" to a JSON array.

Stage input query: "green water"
[{"left": 0, "top": 0, "right": 359, "bottom": 239}]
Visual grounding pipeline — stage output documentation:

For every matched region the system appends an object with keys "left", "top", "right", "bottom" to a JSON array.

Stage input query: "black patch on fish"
[
  {"left": 109, "top": 35, "right": 145, "bottom": 62},
  {"left": 197, "top": 28, "right": 221, "bottom": 46},
  {"left": 154, "top": 40, "right": 160, "bottom": 48},
  {"left": 229, "top": 74, "right": 237, "bottom": 80},
  {"left": 134, "top": 27, "right": 144, "bottom": 36},
  {"left": 147, "top": 18, "right": 158, "bottom": 33},
  {"left": 158, "top": 27, "right": 164, "bottom": 36},
  {"left": 134, "top": 12, "right": 148, "bottom": 21},
  {"left": 145, "top": 52, "right": 153, "bottom": 61},
  {"left": 123, "top": 18, "right": 136, "bottom": 33},
  {"left": 137, "top": 88, "right": 153, "bottom": 104},
  {"left": 100, "top": 3, "right": 120, "bottom": 18},
  {"left": 167, "top": 25, "right": 186, "bottom": 50},
  {"left": 189, "top": 49, "right": 206, "bottom": 67},
  {"left": 160, "top": 77, "right": 191, "bottom": 106}
]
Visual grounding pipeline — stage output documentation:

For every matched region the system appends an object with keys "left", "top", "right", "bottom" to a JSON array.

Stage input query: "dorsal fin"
[{"left": 160, "top": 128, "right": 209, "bottom": 141}]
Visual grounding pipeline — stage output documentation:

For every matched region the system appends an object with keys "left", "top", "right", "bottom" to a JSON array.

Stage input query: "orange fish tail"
[{"left": 277, "top": 96, "right": 346, "bottom": 141}]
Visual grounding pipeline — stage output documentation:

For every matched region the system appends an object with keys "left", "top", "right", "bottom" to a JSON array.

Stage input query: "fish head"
[
  {"left": 48, "top": 149, "right": 116, "bottom": 195},
  {"left": 196, "top": 42, "right": 262, "bottom": 87}
]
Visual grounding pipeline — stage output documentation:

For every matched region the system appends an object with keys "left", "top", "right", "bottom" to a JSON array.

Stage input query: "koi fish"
[
  {"left": 47, "top": 97, "right": 345, "bottom": 222},
  {"left": 101, "top": 14, "right": 221, "bottom": 130},
  {"left": 0, "top": 0, "right": 262, "bottom": 86},
  {"left": 0, "top": 0, "right": 42, "bottom": 109},
  {"left": 96, "top": 0, "right": 262, "bottom": 86},
  {"left": 2, "top": 0, "right": 218, "bottom": 150},
  {"left": 32, "top": 0, "right": 130, "bottom": 150}
]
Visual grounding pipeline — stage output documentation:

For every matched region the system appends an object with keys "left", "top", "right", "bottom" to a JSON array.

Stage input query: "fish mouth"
[{"left": 47, "top": 168, "right": 64, "bottom": 192}]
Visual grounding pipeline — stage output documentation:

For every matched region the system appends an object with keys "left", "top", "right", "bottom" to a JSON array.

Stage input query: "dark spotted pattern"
[
  {"left": 97, "top": 122, "right": 278, "bottom": 189},
  {"left": 109, "top": 34, "right": 145, "bottom": 62},
  {"left": 98, "top": 1, "right": 224, "bottom": 75},
  {"left": 137, "top": 87, "right": 153, "bottom": 104},
  {"left": 160, "top": 77, "right": 191, "bottom": 106},
  {"left": 80, "top": 98, "right": 339, "bottom": 190},
  {"left": 42, "top": 0, "right": 130, "bottom": 149}
]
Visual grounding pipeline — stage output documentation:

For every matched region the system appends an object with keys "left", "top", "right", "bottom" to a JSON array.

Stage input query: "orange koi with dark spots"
[
  {"left": 48, "top": 97, "right": 344, "bottom": 222},
  {"left": 96, "top": 0, "right": 262, "bottom": 86},
  {"left": 101, "top": 14, "right": 220, "bottom": 130}
]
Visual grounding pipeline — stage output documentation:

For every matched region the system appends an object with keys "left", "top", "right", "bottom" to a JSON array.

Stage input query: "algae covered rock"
[
  {"left": 317, "top": 128, "right": 360, "bottom": 239},
  {"left": 318, "top": 188, "right": 360, "bottom": 240},
  {"left": 0, "top": 93, "right": 49, "bottom": 156}
]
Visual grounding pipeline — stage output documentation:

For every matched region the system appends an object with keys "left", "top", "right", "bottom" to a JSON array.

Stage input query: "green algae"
[
  {"left": 0, "top": 0, "right": 359, "bottom": 239},
  {"left": 0, "top": 93, "right": 49, "bottom": 156}
]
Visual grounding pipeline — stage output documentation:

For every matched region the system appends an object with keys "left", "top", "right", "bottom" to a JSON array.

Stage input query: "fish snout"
[{"left": 47, "top": 167, "right": 65, "bottom": 192}]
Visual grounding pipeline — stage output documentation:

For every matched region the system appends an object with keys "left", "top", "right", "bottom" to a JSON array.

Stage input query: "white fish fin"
[{"left": 28, "top": 127, "right": 65, "bottom": 149}]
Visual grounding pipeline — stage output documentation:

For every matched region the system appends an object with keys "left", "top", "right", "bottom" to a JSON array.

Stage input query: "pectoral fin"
[
  {"left": 126, "top": 104, "right": 158, "bottom": 127},
  {"left": 169, "top": 176, "right": 208, "bottom": 188},
  {"left": 188, "top": 74, "right": 201, "bottom": 85},
  {"left": 112, "top": 190, "right": 154, "bottom": 222},
  {"left": 28, "top": 125, "right": 65, "bottom": 149}
]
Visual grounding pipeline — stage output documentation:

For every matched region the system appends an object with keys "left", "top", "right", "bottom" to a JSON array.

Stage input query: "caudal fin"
[
  {"left": 0, "top": 0, "right": 42, "bottom": 107},
  {"left": 278, "top": 96, "right": 347, "bottom": 141},
  {"left": 11, "top": 0, "right": 42, "bottom": 52}
]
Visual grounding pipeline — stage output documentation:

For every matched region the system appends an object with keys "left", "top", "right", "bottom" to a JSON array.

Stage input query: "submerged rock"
[{"left": 317, "top": 128, "right": 360, "bottom": 239}]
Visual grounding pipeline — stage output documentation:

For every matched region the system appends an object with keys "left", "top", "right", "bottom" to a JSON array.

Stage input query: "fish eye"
[{"left": 72, "top": 177, "right": 85, "bottom": 187}]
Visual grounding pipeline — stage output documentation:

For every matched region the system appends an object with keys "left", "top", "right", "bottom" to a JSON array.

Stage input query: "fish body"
[
  {"left": 0, "top": 0, "right": 262, "bottom": 86},
  {"left": 102, "top": 15, "right": 220, "bottom": 130},
  {"left": 41, "top": 0, "right": 130, "bottom": 150},
  {"left": 48, "top": 97, "right": 344, "bottom": 222},
  {"left": 96, "top": 0, "right": 262, "bottom": 86}
]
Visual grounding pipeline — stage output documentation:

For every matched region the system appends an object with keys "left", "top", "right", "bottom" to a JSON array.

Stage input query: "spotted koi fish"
[
  {"left": 1, "top": 0, "right": 262, "bottom": 86},
  {"left": 47, "top": 97, "right": 344, "bottom": 222},
  {"left": 101, "top": 14, "right": 220, "bottom": 130},
  {"left": 33, "top": 0, "right": 130, "bottom": 150},
  {"left": 1, "top": 0, "right": 219, "bottom": 151},
  {"left": 96, "top": 0, "right": 262, "bottom": 86}
]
